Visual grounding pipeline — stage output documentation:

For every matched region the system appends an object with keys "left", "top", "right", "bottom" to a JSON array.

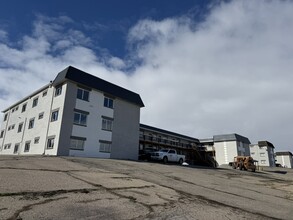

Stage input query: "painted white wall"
[
  {"left": 69, "top": 88, "right": 113, "bottom": 158},
  {"left": 250, "top": 144, "right": 275, "bottom": 167},
  {"left": 276, "top": 155, "right": 293, "bottom": 168}
]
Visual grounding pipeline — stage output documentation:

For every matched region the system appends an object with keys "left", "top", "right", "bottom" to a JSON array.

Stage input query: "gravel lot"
[{"left": 0, "top": 156, "right": 292, "bottom": 220}]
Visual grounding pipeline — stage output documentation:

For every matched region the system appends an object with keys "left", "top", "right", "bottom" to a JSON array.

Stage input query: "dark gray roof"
[
  {"left": 275, "top": 151, "right": 293, "bottom": 156},
  {"left": 213, "top": 133, "right": 251, "bottom": 144},
  {"left": 140, "top": 124, "right": 199, "bottom": 143},
  {"left": 258, "top": 141, "right": 274, "bottom": 148},
  {"left": 53, "top": 66, "right": 144, "bottom": 107}
]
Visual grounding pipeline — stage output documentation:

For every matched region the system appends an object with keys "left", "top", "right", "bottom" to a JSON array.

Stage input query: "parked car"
[
  {"left": 139, "top": 148, "right": 157, "bottom": 161},
  {"left": 151, "top": 149, "right": 185, "bottom": 164}
]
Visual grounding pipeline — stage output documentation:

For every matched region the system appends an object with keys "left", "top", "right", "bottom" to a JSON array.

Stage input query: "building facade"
[
  {"left": 0, "top": 66, "right": 144, "bottom": 160},
  {"left": 250, "top": 141, "right": 275, "bottom": 167},
  {"left": 139, "top": 124, "right": 205, "bottom": 163},
  {"left": 275, "top": 151, "right": 293, "bottom": 168},
  {"left": 202, "top": 134, "right": 251, "bottom": 166}
]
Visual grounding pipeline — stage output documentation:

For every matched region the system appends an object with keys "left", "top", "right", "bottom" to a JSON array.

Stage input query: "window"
[
  {"left": 4, "top": 143, "right": 11, "bottom": 150},
  {"left": 8, "top": 124, "right": 15, "bottom": 130},
  {"left": 4, "top": 113, "right": 8, "bottom": 121},
  {"left": 13, "top": 144, "right": 19, "bottom": 154},
  {"left": 51, "top": 110, "right": 59, "bottom": 122},
  {"left": 47, "top": 137, "right": 55, "bottom": 149},
  {"left": 260, "top": 153, "right": 265, "bottom": 157},
  {"left": 34, "top": 137, "right": 40, "bottom": 144},
  {"left": 77, "top": 88, "right": 90, "bottom": 101},
  {"left": 99, "top": 140, "right": 111, "bottom": 153},
  {"left": 38, "top": 112, "right": 44, "bottom": 119},
  {"left": 21, "top": 103, "right": 27, "bottom": 112},
  {"left": 17, "top": 123, "right": 23, "bottom": 133},
  {"left": 42, "top": 90, "right": 48, "bottom": 97},
  {"left": 104, "top": 97, "right": 114, "bottom": 109},
  {"left": 55, "top": 85, "right": 62, "bottom": 96},
  {"left": 70, "top": 136, "right": 86, "bottom": 150},
  {"left": 169, "top": 150, "right": 176, "bottom": 154},
  {"left": 102, "top": 117, "right": 113, "bottom": 131},
  {"left": 24, "top": 141, "right": 30, "bottom": 152},
  {"left": 73, "top": 110, "right": 88, "bottom": 126},
  {"left": 28, "top": 118, "right": 35, "bottom": 129},
  {"left": 251, "top": 152, "right": 255, "bottom": 155},
  {"left": 261, "top": 160, "right": 266, "bottom": 164},
  {"left": 32, "top": 97, "right": 38, "bottom": 107},
  {"left": 0, "top": 130, "right": 4, "bottom": 138}
]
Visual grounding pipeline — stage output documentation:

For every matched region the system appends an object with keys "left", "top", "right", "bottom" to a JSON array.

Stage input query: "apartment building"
[
  {"left": 275, "top": 151, "right": 293, "bottom": 168},
  {"left": 250, "top": 141, "right": 275, "bottom": 167},
  {"left": 0, "top": 66, "right": 144, "bottom": 160},
  {"left": 139, "top": 124, "right": 202, "bottom": 163},
  {"left": 201, "top": 134, "right": 251, "bottom": 166}
]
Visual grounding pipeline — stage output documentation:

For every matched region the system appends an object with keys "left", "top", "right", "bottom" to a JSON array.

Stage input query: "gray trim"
[
  {"left": 213, "top": 134, "right": 251, "bottom": 144},
  {"left": 74, "top": 108, "right": 89, "bottom": 115},
  {"left": 77, "top": 84, "right": 92, "bottom": 91},
  {"left": 99, "top": 140, "right": 112, "bottom": 144},
  {"left": 70, "top": 136, "right": 87, "bottom": 141},
  {"left": 102, "top": 116, "right": 114, "bottom": 120}
]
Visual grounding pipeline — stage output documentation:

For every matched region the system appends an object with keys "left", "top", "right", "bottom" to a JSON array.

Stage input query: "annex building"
[{"left": 0, "top": 66, "right": 144, "bottom": 160}]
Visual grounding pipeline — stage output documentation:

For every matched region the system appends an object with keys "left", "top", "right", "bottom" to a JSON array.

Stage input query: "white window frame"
[
  {"left": 73, "top": 110, "right": 88, "bottom": 126},
  {"left": 99, "top": 140, "right": 111, "bottom": 153},
  {"left": 55, "top": 85, "right": 62, "bottom": 96},
  {"left": 32, "top": 97, "right": 38, "bottom": 107},
  {"left": 77, "top": 88, "right": 90, "bottom": 101},
  {"left": 70, "top": 136, "right": 86, "bottom": 151},
  {"left": 102, "top": 117, "right": 113, "bottom": 131},
  {"left": 28, "top": 118, "right": 35, "bottom": 129},
  {"left": 104, "top": 97, "right": 114, "bottom": 109},
  {"left": 21, "top": 103, "right": 27, "bottom": 112},
  {"left": 24, "top": 141, "right": 30, "bottom": 152},
  {"left": 47, "top": 137, "right": 55, "bottom": 149},
  {"left": 51, "top": 110, "right": 59, "bottom": 122},
  {"left": 17, "top": 123, "right": 23, "bottom": 133}
]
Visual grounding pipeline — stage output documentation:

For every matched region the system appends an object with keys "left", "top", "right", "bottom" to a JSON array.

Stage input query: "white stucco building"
[
  {"left": 275, "top": 151, "right": 293, "bottom": 168},
  {"left": 209, "top": 134, "right": 251, "bottom": 166},
  {"left": 0, "top": 66, "right": 144, "bottom": 160},
  {"left": 250, "top": 141, "right": 275, "bottom": 167}
]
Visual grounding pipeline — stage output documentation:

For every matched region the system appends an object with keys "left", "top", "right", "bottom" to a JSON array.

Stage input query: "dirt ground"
[{"left": 0, "top": 156, "right": 292, "bottom": 220}]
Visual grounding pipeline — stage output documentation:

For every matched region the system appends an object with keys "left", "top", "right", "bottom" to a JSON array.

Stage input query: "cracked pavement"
[{"left": 0, "top": 156, "right": 292, "bottom": 220}]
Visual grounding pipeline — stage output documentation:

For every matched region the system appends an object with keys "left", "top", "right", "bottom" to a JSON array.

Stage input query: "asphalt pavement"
[{"left": 0, "top": 156, "right": 292, "bottom": 220}]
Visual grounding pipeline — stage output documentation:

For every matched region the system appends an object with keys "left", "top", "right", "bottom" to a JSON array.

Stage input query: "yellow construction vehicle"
[{"left": 231, "top": 156, "right": 256, "bottom": 172}]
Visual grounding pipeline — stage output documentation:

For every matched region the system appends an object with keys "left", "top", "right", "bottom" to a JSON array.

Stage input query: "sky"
[{"left": 0, "top": 0, "right": 292, "bottom": 152}]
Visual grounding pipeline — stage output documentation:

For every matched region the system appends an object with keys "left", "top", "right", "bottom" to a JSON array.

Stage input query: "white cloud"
[{"left": 0, "top": 0, "right": 293, "bottom": 152}]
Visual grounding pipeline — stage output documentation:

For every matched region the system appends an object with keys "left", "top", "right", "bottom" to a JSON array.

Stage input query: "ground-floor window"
[
  {"left": 24, "top": 141, "right": 30, "bottom": 152},
  {"left": 70, "top": 136, "right": 86, "bottom": 150},
  {"left": 99, "top": 140, "right": 111, "bottom": 153},
  {"left": 261, "top": 160, "right": 266, "bottom": 164},
  {"left": 47, "top": 137, "right": 55, "bottom": 149}
]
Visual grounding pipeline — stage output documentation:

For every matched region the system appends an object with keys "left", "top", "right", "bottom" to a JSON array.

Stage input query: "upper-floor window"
[
  {"left": 38, "top": 112, "right": 44, "bottom": 120},
  {"left": 104, "top": 97, "right": 114, "bottom": 109},
  {"left": 73, "top": 110, "right": 88, "bottom": 126},
  {"left": 51, "top": 110, "right": 59, "bottom": 122},
  {"left": 28, "top": 118, "right": 35, "bottom": 129},
  {"left": 34, "top": 137, "right": 40, "bottom": 144},
  {"left": 32, "top": 97, "right": 38, "bottom": 108},
  {"left": 77, "top": 88, "right": 90, "bottom": 101},
  {"left": 4, "top": 113, "right": 8, "bottom": 121},
  {"left": 55, "top": 85, "right": 62, "bottom": 96},
  {"left": 17, "top": 123, "right": 23, "bottom": 133},
  {"left": 0, "top": 130, "right": 4, "bottom": 138},
  {"left": 102, "top": 117, "right": 113, "bottom": 131},
  {"left": 260, "top": 153, "right": 265, "bottom": 157},
  {"left": 21, "top": 103, "right": 27, "bottom": 112},
  {"left": 42, "top": 90, "right": 48, "bottom": 97}
]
